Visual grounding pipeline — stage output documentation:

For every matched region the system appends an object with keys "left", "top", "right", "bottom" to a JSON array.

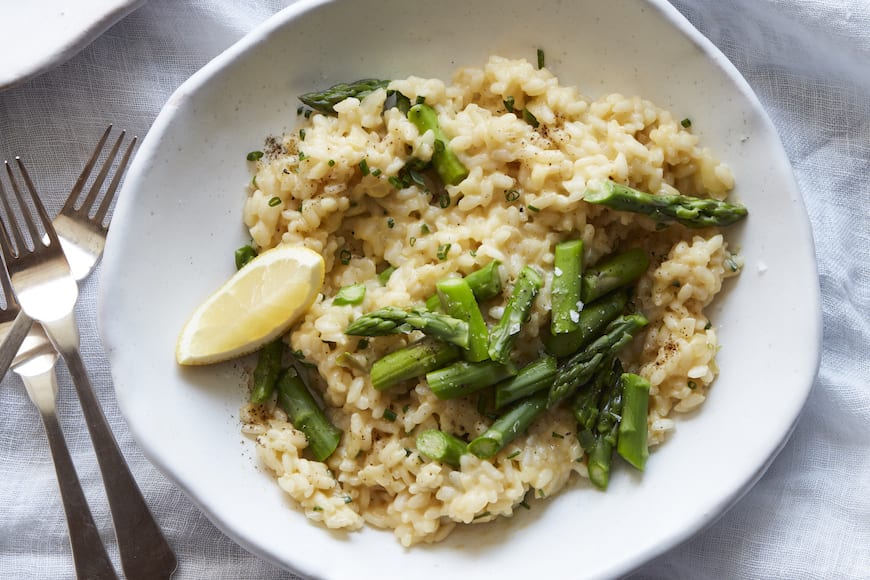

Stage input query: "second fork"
[{"left": 0, "top": 155, "right": 177, "bottom": 580}]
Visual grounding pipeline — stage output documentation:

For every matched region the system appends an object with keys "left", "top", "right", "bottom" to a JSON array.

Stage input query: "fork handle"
[
  {"left": 48, "top": 322, "right": 177, "bottom": 580},
  {"left": 35, "top": 398, "right": 119, "bottom": 580},
  {"left": 0, "top": 311, "right": 34, "bottom": 379}
]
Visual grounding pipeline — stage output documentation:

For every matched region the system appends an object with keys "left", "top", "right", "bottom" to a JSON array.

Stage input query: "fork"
[
  {"left": 0, "top": 125, "right": 132, "bottom": 377},
  {"left": 0, "top": 158, "right": 178, "bottom": 579},
  {"left": 0, "top": 265, "right": 117, "bottom": 579}
]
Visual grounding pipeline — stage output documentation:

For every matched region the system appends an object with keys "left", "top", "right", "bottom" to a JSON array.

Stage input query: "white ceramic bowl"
[{"left": 100, "top": 0, "right": 821, "bottom": 578}]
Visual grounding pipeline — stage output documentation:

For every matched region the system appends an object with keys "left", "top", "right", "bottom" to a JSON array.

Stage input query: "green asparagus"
[
  {"left": 617, "top": 373, "right": 650, "bottom": 471},
  {"left": 573, "top": 358, "right": 624, "bottom": 489},
  {"left": 416, "top": 429, "right": 468, "bottom": 468},
  {"left": 370, "top": 339, "right": 461, "bottom": 391},
  {"left": 425, "top": 260, "right": 503, "bottom": 311},
  {"left": 551, "top": 239, "right": 584, "bottom": 335},
  {"left": 426, "top": 360, "right": 516, "bottom": 400},
  {"left": 488, "top": 266, "right": 544, "bottom": 363},
  {"left": 250, "top": 339, "right": 284, "bottom": 403},
  {"left": 334, "top": 283, "right": 366, "bottom": 306},
  {"left": 346, "top": 306, "right": 469, "bottom": 349},
  {"left": 548, "top": 314, "right": 648, "bottom": 405},
  {"left": 581, "top": 248, "right": 649, "bottom": 303},
  {"left": 276, "top": 368, "right": 342, "bottom": 461},
  {"left": 584, "top": 179, "right": 748, "bottom": 228},
  {"left": 437, "top": 277, "right": 489, "bottom": 362},
  {"left": 298, "top": 79, "right": 391, "bottom": 115},
  {"left": 545, "top": 289, "right": 630, "bottom": 358},
  {"left": 494, "top": 355, "right": 557, "bottom": 409},
  {"left": 468, "top": 391, "right": 549, "bottom": 459},
  {"left": 407, "top": 103, "right": 469, "bottom": 186}
]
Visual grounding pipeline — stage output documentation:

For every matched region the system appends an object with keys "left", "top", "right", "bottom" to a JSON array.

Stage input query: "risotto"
[{"left": 240, "top": 56, "right": 742, "bottom": 546}]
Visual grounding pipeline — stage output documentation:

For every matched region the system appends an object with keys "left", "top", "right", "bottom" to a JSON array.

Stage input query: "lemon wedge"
[{"left": 176, "top": 244, "right": 325, "bottom": 365}]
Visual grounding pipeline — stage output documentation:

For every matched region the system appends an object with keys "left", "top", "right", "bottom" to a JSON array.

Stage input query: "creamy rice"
[{"left": 241, "top": 56, "right": 740, "bottom": 546}]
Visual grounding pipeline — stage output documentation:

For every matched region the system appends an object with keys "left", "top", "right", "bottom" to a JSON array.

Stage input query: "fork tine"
[
  {"left": 76, "top": 130, "right": 126, "bottom": 217},
  {"left": 14, "top": 158, "right": 60, "bottom": 248},
  {"left": 1, "top": 162, "right": 34, "bottom": 252},
  {"left": 61, "top": 124, "right": 113, "bottom": 215},
  {"left": 94, "top": 135, "right": 137, "bottom": 227}
]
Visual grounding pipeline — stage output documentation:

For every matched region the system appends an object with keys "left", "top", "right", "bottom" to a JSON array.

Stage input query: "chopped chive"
[
  {"left": 527, "top": 204, "right": 540, "bottom": 212},
  {"left": 357, "top": 339, "right": 370, "bottom": 349},
  {"left": 387, "top": 217, "right": 395, "bottom": 229},
  {"left": 438, "top": 192, "right": 450, "bottom": 208},
  {"left": 473, "top": 511, "right": 491, "bottom": 520},
  {"left": 246, "top": 150, "right": 264, "bottom": 161},
  {"left": 437, "top": 243, "right": 451, "bottom": 260},
  {"left": 296, "top": 106, "right": 304, "bottom": 115},
  {"left": 312, "top": 506, "right": 323, "bottom": 512},
  {"left": 359, "top": 159, "right": 370, "bottom": 175},
  {"left": 409, "top": 236, "right": 417, "bottom": 247},
  {"left": 304, "top": 109, "right": 312, "bottom": 119},
  {"left": 339, "top": 248, "right": 352, "bottom": 265},
  {"left": 383, "top": 408, "right": 397, "bottom": 421},
  {"left": 551, "top": 432, "right": 564, "bottom": 439},
  {"left": 372, "top": 168, "right": 382, "bottom": 177},
  {"left": 681, "top": 118, "right": 692, "bottom": 128},
  {"left": 420, "top": 223, "right": 430, "bottom": 235},
  {"left": 388, "top": 176, "right": 403, "bottom": 189},
  {"left": 469, "top": 249, "right": 477, "bottom": 257},
  {"left": 328, "top": 159, "right": 335, "bottom": 166},
  {"left": 504, "top": 96, "right": 515, "bottom": 113},
  {"left": 267, "top": 196, "right": 282, "bottom": 207},
  {"left": 519, "top": 500, "right": 531, "bottom": 510},
  {"left": 299, "top": 129, "right": 306, "bottom": 141},
  {"left": 523, "top": 109, "right": 539, "bottom": 128},
  {"left": 672, "top": 280, "right": 681, "bottom": 287},
  {"left": 234, "top": 245, "right": 256, "bottom": 270},
  {"left": 505, "top": 189, "right": 520, "bottom": 202},
  {"left": 415, "top": 95, "right": 426, "bottom": 105},
  {"left": 537, "top": 48, "right": 545, "bottom": 69},
  {"left": 705, "top": 321, "right": 712, "bottom": 330},
  {"left": 507, "top": 450, "right": 520, "bottom": 459},
  {"left": 402, "top": 404, "right": 410, "bottom": 413},
  {"left": 688, "top": 380, "right": 697, "bottom": 390}
]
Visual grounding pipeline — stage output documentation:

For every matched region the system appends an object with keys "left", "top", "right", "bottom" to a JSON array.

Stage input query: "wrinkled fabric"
[{"left": 0, "top": 1, "right": 867, "bottom": 578}]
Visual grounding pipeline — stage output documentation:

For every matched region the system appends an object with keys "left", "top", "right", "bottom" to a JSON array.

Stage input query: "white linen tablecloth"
[{"left": 1, "top": 0, "right": 867, "bottom": 577}]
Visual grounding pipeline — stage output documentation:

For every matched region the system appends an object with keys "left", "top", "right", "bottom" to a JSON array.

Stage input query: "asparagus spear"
[
  {"left": 370, "top": 339, "right": 461, "bottom": 391},
  {"left": 250, "top": 339, "right": 284, "bottom": 403},
  {"left": 548, "top": 314, "right": 648, "bottom": 405},
  {"left": 551, "top": 239, "right": 584, "bottom": 335},
  {"left": 437, "top": 277, "right": 489, "bottom": 361},
  {"left": 416, "top": 429, "right": 468, "bottom": 468},
  {"left": 425, "top": 260, "right": 503, "bottom": 311},
  {"left": 426, "top": 360, "right": 516, "bottom": 400},
  {"left": 407, "top": 103, "right": 469, "bottom": 186},
  {"left": 573, "top": 358, "right": 624, "bottom": 489},
  {"left": 617, "top": 373, "right": 650, "bottom": 471},
  {"left": 494, "top": 355, "right": 557, "bottom": 409},
  {"left": 276, "top": 368, "right": 342, "bottom": 461},
  {"left": 468, "top": 391, "right": 549, "bottom": 459},
  {"left": 584, "top": 179, "right": 748, "bottom": 228},
  {"left": 346, "top": 306, "right": 469, "bottom": 349},
  {"left": 545, "top": 289, "right": 630, "bottom": 358},
  {"left": 488, "top": 266, "right": 544, "bottom": 363},
  {"left": 581, "top": 248, "right": 649, "bottom": 303},
  {"left": 298, "top": 79, "right": 391, "bottom": 115}
]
